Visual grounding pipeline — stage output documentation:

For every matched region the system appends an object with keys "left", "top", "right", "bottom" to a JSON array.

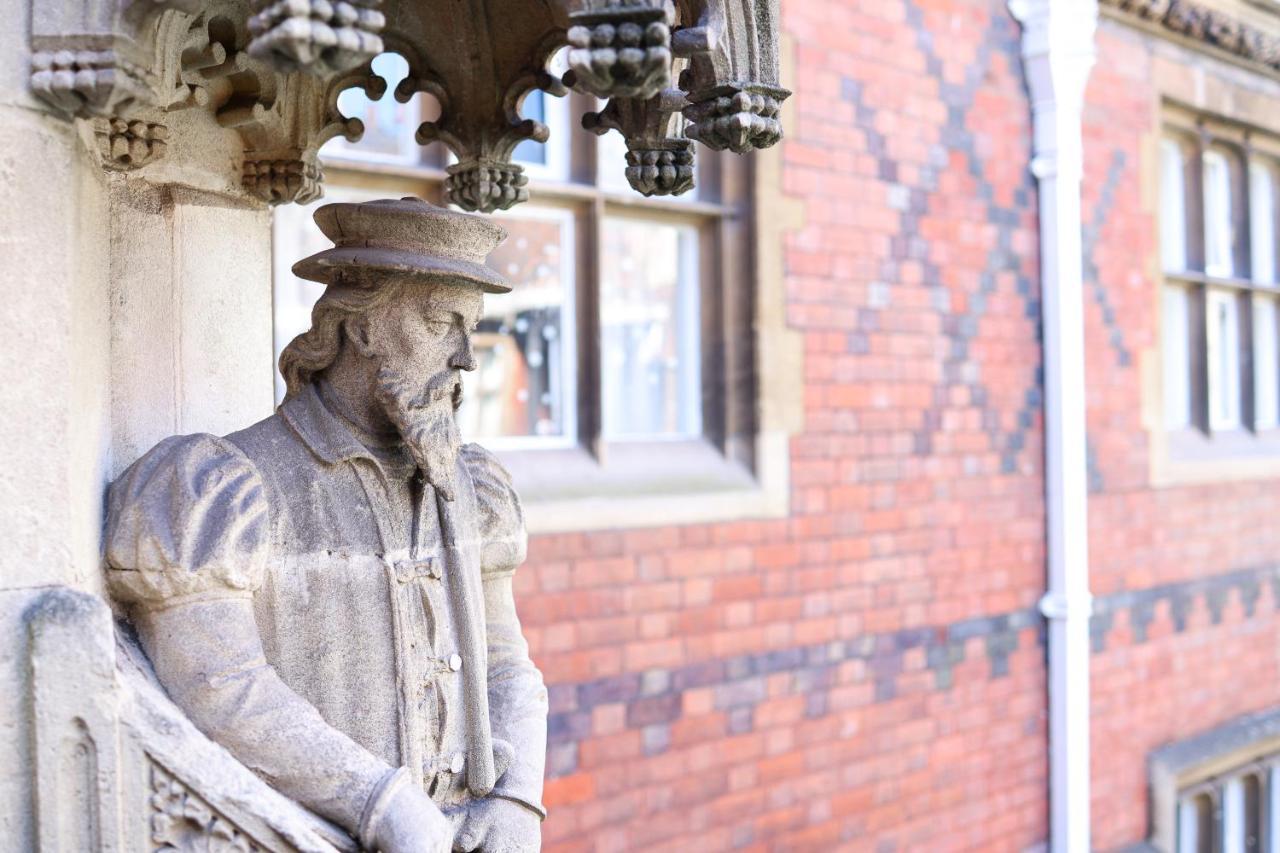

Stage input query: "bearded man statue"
[{"left": 104, "top": 198, "right": 547, "bottom": 853}]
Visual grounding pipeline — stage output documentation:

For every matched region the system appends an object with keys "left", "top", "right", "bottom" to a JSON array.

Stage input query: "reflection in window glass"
[
  {"left": 324, "top": 54, "right": 419, "bottom": 164},
  {"left": 1256, "top": 295, "right": 1279, "bottom": 430},
  {"left": 1207, "top": 288, "right": 1242, "bottom": 430},
  {"left": 1204, "top": 150, "right": 1236, "bottom": 278},
  {"left": 1251, "top": 161, "right": 1277, "bottom": 285},
  {"left": 1161, "top": 138, "right": 1188, "bottom": 273},
  {"left": 1163, "top": 286, "right": 1192, "bottom": 429},
  {"left": 457, "top": 210, "right": 575, "bottom": 442},
  {"left": 600, "top": 219, "right": 700, "bottom": 438}
]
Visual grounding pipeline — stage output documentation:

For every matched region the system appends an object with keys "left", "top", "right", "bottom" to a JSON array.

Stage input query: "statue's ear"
[{"left": 343, "top": 315, "right": 376, "bottom": 359}]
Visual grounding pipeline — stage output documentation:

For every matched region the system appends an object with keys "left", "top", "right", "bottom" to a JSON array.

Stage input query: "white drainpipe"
[{"left": 1007, "top": 2, "right": 1099, "bottom": 851}]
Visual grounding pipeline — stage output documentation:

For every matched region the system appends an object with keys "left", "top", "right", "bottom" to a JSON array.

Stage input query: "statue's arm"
[
  {"left": 463, "top": 443, "right": 548, "bottom": 819},
  {"left": 133, "top": 595, "right": 396, "bottom": 832},
  {"left": 105, "top": 433, "right": 444, "bottom": 849},
  {"left": 483, "top": 571, "right": 548, "bottom": 818}
]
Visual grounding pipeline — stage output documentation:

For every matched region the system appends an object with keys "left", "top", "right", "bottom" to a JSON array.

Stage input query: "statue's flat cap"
[{"left": 292, "top": 197, "right": 511, "bottom": 293}]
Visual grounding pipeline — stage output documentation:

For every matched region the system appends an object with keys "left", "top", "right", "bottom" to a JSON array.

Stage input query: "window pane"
[
  {"left": 323, "top": 53, "right": 419, "bottom": 164},
  {"left": 512, "top": 50, "right": 569, "bottom": 180},
  {"left": 1178, "top": 793, "right": 1213, "bottom": 853},
  {"left": 1205, "top": 150, "right": 1237, "bottom": 278},
  {"left": 1207, "top": 288, "right": 1243, "bottom": 430},
  {"left": 1162, "top": 138, "right": 1189, "bottom": 273},
  {"left": 457, "top": 209, "right": 576, "bottom": 442},
  {"left": 1226, "top": 777, "right": 1245, "bottom": 853},
  {"left": 1269, "top": 767, "right": 1280, "bottom": 853},
  {"left": 1256, "top": 295, "right": 1279, "bottom": 430},
  {"left": 512, "top": 91, "right": 549, "bottom": 166},
  {"left": 601, "top": 218, "right": 701, "bottom": 438},
  {"left": 1164, "top": 286, "right": 1193, "bottom": 429},
  {"left": 1251, "top": 161, "right": 1277, "bottom": 285},
  {"left": 1245, "top": 773, "right": 1262, "bottom": 853}
]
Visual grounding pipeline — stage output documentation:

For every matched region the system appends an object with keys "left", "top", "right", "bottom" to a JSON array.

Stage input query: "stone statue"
[{"left": 104, "top": 198, "right": 547, "bottom": 852}]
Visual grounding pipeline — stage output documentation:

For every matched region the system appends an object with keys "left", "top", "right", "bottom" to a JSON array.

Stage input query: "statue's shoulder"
[
  {"left": 460, "top": 443, "right": 527, "bottom": 577},
  {"left": 105, "top": 432, "right": 270, "bottom": 607}
]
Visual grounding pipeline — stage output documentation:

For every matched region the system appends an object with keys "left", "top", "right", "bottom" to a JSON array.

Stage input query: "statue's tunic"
[{"left": 105, "top": 384, "right": 546, "bottom": 832}]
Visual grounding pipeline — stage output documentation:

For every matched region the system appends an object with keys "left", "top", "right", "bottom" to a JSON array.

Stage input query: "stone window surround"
[
  {"left": 1146, "top": 707, "right": 1280, "bottom": 853},
  {"left": 1124, "top": 16, "right": 1280, "bottom": 487},
  {"left": 289, "top": 82, "right": 804, "bottom": 534}
]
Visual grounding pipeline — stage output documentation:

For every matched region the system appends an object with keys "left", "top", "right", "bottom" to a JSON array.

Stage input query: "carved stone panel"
[{"left": 150, "top": 764, "right": 263, "bottom": 853}]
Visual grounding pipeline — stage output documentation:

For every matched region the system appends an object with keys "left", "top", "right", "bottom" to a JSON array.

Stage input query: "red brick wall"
[
  {"left": 1083, "top": 21, "right": 1280, "bottom": 850},
  {"left": 520, "top": 0, "right": 1052, "bottom": 849},
  {"left": 512, "top": 5, "right": 1280, "bottom": 852}
]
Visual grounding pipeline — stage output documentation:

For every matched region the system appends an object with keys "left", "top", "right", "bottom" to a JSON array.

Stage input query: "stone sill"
[
  {"left": 1151, "top": 427, "right": 1280, "bottom": 487},
  {"left": 497, "top": 432, "right": 791, "bottom": 534}
]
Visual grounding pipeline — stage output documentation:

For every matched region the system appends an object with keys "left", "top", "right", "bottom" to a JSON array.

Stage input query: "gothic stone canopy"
[{"left": 30, "top": 0, "right": 788, "bottom": 211}]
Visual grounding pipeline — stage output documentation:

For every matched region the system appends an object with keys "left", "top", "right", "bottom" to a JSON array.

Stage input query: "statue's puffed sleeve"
[
  {"left": 462, "top": 444, "right": 548, "bottom": 819},
  {"left": 106, "top": 434, "right": 400, "bottom": 839}
]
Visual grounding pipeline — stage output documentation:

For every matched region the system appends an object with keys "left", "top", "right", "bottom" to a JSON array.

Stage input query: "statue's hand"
[
  {"left": 373, "top": 782, "right": 453, "bottom": 853},
  {"left": 454, "top": 797, "right": 541, "bottom": 853}
]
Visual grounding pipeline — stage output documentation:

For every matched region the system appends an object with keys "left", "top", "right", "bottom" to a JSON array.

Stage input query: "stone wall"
[{"left": 0, "top": 3, "right": 275, "bottom": 846}]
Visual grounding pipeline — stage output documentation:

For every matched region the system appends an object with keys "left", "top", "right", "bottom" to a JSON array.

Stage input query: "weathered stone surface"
[
  {"left": 104, "top": 198, "right": 548, "bottom": 852},
  {"left": 23, "top": 0, "right": 787, "bottom": 210}
]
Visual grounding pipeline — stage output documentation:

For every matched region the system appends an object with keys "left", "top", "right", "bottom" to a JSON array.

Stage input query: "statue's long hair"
[{"left": 278, "top": 276, "right": 404, "bottom": 401}]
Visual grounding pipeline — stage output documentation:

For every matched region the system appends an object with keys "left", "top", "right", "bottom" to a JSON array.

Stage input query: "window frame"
[
  {"left": 303, "top": 85, "right": 775, "bottom": 527},
  {"left": 1149, "top": 708, "right": 1280, "bottom": 853},
  {"left": 1159, "top": 109, "right": 1280, "bottom": 447}
]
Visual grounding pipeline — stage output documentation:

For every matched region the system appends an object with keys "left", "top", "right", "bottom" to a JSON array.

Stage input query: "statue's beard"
[{"left": 375, "top": 363, "right": 464, "bottom": 501}]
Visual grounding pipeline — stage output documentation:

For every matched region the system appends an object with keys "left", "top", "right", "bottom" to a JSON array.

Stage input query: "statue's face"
[
  {"left": 364, "top": 280, "right": 484, "bottom": 400},
  {"left": 360, "top": 279, "right": 485, "bottom": 498}
]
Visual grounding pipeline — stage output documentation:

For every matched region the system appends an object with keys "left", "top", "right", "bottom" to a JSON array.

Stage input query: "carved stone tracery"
[
  {"left": 27, "top": 0, "right": 788, "bottom": 209},
  {"left": 150, "top": 764, "right": 263, "bottom": 853}
]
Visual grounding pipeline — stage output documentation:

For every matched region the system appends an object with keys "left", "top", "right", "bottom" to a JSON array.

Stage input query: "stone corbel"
[
  {"left": 27, "top": 0, "right": 185, "bottom": 118},
  {"left": 584, "top": 87, "right": 694, "bottom": 196},
  {"left": 178, "top": 10, "right": 377, "bottom": 203},
  {"left": 675, "top": 0, "right": 788, "bottom": 153}
]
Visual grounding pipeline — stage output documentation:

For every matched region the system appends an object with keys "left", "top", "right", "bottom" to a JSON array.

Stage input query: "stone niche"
[{"left": 14, "top": 0, "right": 786, "bottom": 850}]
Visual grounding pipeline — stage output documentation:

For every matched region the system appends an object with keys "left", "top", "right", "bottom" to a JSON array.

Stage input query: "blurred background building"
[{"left": 265, "top": 1, "right": 1280, "bottom": 850}]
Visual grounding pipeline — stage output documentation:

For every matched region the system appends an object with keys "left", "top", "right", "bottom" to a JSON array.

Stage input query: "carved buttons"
[
  {"left": 393, "top": 559, "right": 437, "bottom": 583},
  {"left": 450, "top": 752, "right": 465, "bottom": 774},
  {"left": 448, "top": 654, "right": 463, "bottom": 672}
]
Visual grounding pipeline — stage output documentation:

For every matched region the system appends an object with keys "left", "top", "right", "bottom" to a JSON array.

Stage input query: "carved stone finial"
[
  {"left": 565, "top": 3, "right": 673, "bottom": 100},
  {"left": 624, "top": 139, "right": 694, "bottom": 195},
  {"left": 96, "top": 118, "right": 169, "bottom": 169},
  {"left": 247, "top": 0, "right": 387, "bottom": 75},
  {"left": 585, "top": 86, "right": 695, "bottom": 196},
  {"left": 684, "top": 82, "right": 785, "bottom": 153},
  {"left": 445, "top": 160, "right": 530, "bottom": 213}
]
